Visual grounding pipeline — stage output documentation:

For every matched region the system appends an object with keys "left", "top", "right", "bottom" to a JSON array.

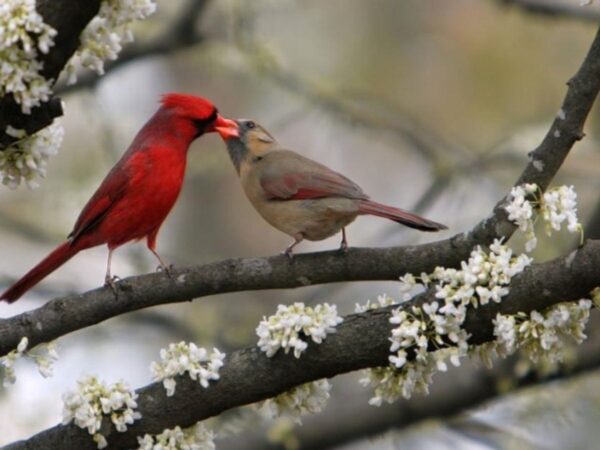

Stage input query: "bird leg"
[
  {"left": 339, "top": 228, "right": 349, "bottom": 252},
  {"left": 283, "top": 233, "right": 304, "bottom": 259},
  {"left": 149, "top": 248, "right": 173, "bottom": 278},
  {"left": 104, "top": 249, "right": 121, "bottom": 295}
]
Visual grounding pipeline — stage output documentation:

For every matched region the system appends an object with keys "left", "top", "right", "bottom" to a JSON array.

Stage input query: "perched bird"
[
  {"left": 215, "top": 119, "right": 447, "bottom": 256},
  {"left": 1, "top": 93, "right": 236, "bottom": 303}
]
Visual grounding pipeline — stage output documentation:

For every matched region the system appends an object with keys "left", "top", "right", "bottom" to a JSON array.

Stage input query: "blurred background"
[{"left": 2, "top": 0, "right": 600, "bottom": 448}]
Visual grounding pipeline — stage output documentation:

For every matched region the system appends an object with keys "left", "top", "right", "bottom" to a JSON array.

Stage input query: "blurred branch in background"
[
  {"left": 500, "top": 0, "right": 600, "bottom": 21},
  {"left": 219, "top": 319, "right": 600, "bottom": 450},
  {"left": 7, "top": 240, "right": 600, "bottom": 450},
  {"left": 585, "top": 195, "right": 600, "bottom": 239}
]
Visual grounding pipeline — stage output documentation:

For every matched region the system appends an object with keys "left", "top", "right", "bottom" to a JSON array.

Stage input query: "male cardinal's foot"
[
  {"left": 104, "top": 275, "right": 121, "bottom": 295},
  {"left": 150, "top": 248, "right": 173, "bottom": 278}
]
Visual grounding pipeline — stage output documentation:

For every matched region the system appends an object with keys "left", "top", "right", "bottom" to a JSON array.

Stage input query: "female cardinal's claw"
[
  {"left": 156, "top": 264, "right": 174, "bottom": 278},
  {"left": 282, "top": 249, "right": 294, "bottom": 259}
]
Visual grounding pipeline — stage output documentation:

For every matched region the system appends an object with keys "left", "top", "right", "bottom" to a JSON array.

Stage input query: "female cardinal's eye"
[{"left": 246, "top": 121, "right": 256, "bottom": 129}]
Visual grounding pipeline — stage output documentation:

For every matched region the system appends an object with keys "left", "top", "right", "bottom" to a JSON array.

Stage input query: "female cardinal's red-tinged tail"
[
  {"left": 1, "top": 241, "right": 79, "bottom": 303},
  {"left": 357, "top": 199, "right": 447, "bottom": 232}
]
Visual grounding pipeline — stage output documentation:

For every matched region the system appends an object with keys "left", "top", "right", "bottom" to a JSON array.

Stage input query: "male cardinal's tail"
[
  {"left": 1, "top": 241, "right": 79, "bottom": 303},
  {"left": 357, "top": 200, "right": 447, "bottom": 232}
]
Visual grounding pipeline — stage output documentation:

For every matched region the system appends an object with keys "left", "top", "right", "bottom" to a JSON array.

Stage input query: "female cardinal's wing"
[
  {"left": 68, "top": 164, "right": 130, "bottom": 243},
  {"left": 259, "top": 150, "right": 368, "bottom": 201}
]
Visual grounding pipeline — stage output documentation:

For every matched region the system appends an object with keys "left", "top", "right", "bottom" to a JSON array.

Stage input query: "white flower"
[
  {"left": 65, "top": 0, "right": 156, "bottom": 84},
  {"left": 0, "top": 0, "right": 57, "bottom": 113},
  {"left": 493, "top": 313, "right": 517, "bottom": 354},
  {"left": 541, "top": 185, "right": 581, "bottom": 235},
  {"left": 257, "top": 379, "right": 331, "bottom": 424},
  {"left": 0, "top": 120, "right": 63, "bottom": 189},
  {"left": 0, "top": 337, "right": 28, "bottom": 386},
  {"left": 62, "top": 375, "right": 141, "bottom": 448},
  {"left": 505, "top": 185, "right": 535, "bottom": 231},
  {"left": 493, "top": 299, "right": 591, "bottom": 366},
  {"left": 355, "top": 294, "right": 397, "bottom": 313},
  {"left": 29, "top": 341, "right": 59, "bottom": 378},
  {"left": 362, "top": 239, "right": 532, "bottom": 404},
  {"left": 256, "top": 302, "right": 343, "bottom": 358},
  {"left": 506, "top": 183, "right": 583, "bottom": 251},
  {"left": 150, "top": 342, "right": 224, "bottom": 397},
  {"left": 137, "top": 422, "right": 215, "bottom": 450}
]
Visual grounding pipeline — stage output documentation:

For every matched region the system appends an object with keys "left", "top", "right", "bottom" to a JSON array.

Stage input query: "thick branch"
[
  {"left": 220, "top": 325, "right": 600, "bottom": 450},
  {"left": 5, "top": 240, "right": 600, "bottom": 450},
  {"left": 0, "top": 0, "right": 102, "bottom": 148}
]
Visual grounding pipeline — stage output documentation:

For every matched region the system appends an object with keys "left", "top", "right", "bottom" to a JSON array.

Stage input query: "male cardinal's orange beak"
[{"left": 213, "top": 115, "right": 239, "bottom": 139}]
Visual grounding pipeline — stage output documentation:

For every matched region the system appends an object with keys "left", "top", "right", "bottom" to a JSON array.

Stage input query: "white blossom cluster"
[
  {"left": 137, "top": 422, "right": 216, "bottom": 450},
  {"left": 256, "top": 302, "right": 343, "bottom": 358},
  {"left": 150, "top": 342, "right": 225, "bottom": 397},
  {"left": 26, "top": 341, "right": 59, "bottom": 378},
  {"left": 493, "top": 299, "right": 592, "bottom": 365},
  {"left": 0, "top": 337, "right": 59, "bottom": 386},
  {"left": 65, "top": 0, "right": 156, "bottom": 83},
  {"left": 505, "top": 183, "right": 582, "bottom": 251},
  {"left": 0, "top": 337, "right": 29, "bottom": 386},
  {"left": 357, "top": 239, "right": 532, "bottom": 404},
  {"left": 359, "top": 363, "right": 434, "bottom": 406},
  {"left": 0, "top": 0, "right": 57, "bottom": 113},
  {"left": 62, "top": 375, "right": 141, "bottom": 449},
  {"left": 0, "top": 121, "right": 64, "bottom": 189},
  {"left": 257, "top": 379, "right": 331, "bottom": 423},
  {"left": 505, "top": 183, "right": 538, "bottom": 251},
  {"left": 354, "top": 294, "right": 397, "bottom": 313}
]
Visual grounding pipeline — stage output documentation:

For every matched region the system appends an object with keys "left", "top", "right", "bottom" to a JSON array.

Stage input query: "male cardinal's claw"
[{"left": 104, "top": 275, "right": 121, "bottom": 295}]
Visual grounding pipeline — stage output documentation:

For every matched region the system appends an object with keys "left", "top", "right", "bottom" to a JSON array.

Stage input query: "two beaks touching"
[{"left": 0, "top": 93, "right": 447, "bottom": 303}]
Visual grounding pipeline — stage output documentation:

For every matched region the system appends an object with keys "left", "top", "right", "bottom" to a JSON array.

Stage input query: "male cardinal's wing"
[
  {"left": 259, "top": 150, "right": 368, "bottom": 201},
  {"left": 68, "top": 165, "right": 130, "bottom": 243}
]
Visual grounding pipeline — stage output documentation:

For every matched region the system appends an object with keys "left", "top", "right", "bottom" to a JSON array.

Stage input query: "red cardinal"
[
  {"left": 1, "top": 93, "right": 236, "bottom": 303},
  {"left": 215, "top": 119, "right": 447, "bottom": 256}
]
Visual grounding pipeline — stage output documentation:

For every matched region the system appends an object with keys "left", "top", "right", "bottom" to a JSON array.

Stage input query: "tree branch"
[
  {"left": 219, "top": 325, "right": 600, "bottom": 450},
  {"left": 3, "top": 25, "right": 600, "bottom": 359},
  {"left": 0, "top": 0, "right": 102, "bottom": 149},
  {"left": 5, "top": 239, "right": 600, "bottom": 450}
]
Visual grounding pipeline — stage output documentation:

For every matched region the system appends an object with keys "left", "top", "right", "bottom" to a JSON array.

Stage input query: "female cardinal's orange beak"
[{"left": 213, "top": 115, "right": 239, "bottom": 139}]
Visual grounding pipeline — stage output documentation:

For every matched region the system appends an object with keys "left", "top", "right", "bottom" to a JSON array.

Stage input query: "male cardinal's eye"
[{"left": 246, "top": 121, "right": 256, "bottom": 129}]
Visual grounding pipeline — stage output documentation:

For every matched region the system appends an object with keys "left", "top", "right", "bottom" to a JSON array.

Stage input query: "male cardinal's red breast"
[
  {"left": 1, "top": 93, "right": 237, "bottom": 303},
  {"left": 215, "top": 119, "right": 447, "bottom": 256}
]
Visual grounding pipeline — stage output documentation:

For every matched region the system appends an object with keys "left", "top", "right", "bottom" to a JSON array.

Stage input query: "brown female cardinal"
[
  {"left": 1, "top": 93, "right": 237, "bottom": 303},
  {"left": 215, "top": 119, "right": 447, "bottom": 256}
]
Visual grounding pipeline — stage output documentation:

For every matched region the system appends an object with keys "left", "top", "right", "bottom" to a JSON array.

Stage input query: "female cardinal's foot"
[
  {"left": 339, "top": 228, "right": 349, "bottom": 252},
  {"left": 156, "top": 263, "right": 174, "bottom": 278},
  {"left": 282, "top": 233, "right": 304, "bottom": 259}
]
